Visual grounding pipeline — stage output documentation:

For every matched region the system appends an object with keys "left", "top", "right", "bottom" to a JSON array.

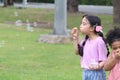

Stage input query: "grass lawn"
[
  {"left": 0, "top": 7, "right": 113, "bottom": 30},
  {"left": 0, "top": 7, "right": 111, "bottom": 80},
  {"left": 0, "top": 23, "right": 82, "bottom": 80}
]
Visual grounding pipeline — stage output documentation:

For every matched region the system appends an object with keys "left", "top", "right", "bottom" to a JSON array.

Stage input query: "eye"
[
  {"left": 113, "top": 47, "right": 117, "bottom": 50},
  {"left": 82, "top": 22, "right": 86, "bottom": 25}
]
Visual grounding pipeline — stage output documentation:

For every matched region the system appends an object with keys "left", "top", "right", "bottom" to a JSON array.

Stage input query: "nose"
[{"left": 80, "top": 24, "right": 82, "bottom": 28}]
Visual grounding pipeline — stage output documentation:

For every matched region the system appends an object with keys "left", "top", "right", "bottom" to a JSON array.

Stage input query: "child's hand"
[
  {"left": 89, "top": 64, "right": 101, "bottom": 70},
  {"left": 89, "top": 60, "right": 103, "bottom": 70},
  {"left": 113, "top": 51, "right": 120, "bottom": 60},
  {"left": 71, "top": 27, "right": 78, "bottom": 40}
]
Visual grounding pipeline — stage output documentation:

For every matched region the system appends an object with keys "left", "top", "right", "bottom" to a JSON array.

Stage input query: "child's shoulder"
[
  {"left": 95, "top": 36, "right": 103, "bottom": 42},
  {"left": 95, "top": 37, "right": 105, "bottom": 44}
]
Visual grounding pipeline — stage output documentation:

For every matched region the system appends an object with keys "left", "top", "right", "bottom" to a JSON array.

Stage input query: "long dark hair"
[{"left": 78, "top": 14, "right": 109, "bottom": 56}]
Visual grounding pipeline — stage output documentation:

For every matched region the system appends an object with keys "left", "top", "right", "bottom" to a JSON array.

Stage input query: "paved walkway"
[{"left": 0, "top": 3, "right": 113, "bottom": 14}]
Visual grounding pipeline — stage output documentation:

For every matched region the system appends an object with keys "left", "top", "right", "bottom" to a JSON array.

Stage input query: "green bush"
[
  {"left": 15, "top": 0, "right": 112, "bottom": 6},
  {"left": 79, "top": 0, "right": 112, "bottom": 5},
  {"left": 15, "top": 0, "right": 54, "bottom": 3}
]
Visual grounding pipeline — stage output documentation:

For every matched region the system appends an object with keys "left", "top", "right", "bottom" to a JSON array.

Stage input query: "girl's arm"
[
  {"left": 73, "top": 38, "right": 79, "bottom": 55},
  {"left": 89, "top": 61, "right": 105, "bottom": 70},
  {"left": 103, "top": 53, "right": 119, "bottom": 71},
  {"left": 71, "top": 27, "right": 79, "bottom": 55}
]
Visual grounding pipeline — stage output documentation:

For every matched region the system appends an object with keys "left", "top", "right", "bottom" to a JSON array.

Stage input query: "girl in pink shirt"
[
  {"left": 104, "top": 28, "right": 120, "bottom": 80},
  {"left": 72, "top": 14, "right": 109, "bottom": 80}
]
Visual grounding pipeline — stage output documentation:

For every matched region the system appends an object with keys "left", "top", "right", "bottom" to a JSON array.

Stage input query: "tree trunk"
[
  {"left": 4, "top": 0, "right": 14, "bottom": 7},
  {"left": 67, "top": 0, "right": 78, "bottom": 12},
  {"left": 4, "top": 0, "right": 8, "bottom": 7},
  {"left": 113, "top": 0, "right": 120, "bottom": 27},
  {"left": 8, "top": 0, "right": 14, "bottom": 5}
]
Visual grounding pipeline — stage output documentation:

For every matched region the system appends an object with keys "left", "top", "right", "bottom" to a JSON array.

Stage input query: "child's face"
[
  {"left": 111, "top": 40, "right": 120, "bottom": 54},
  {"left": 79, "top": 17, "right": 93, "bottom": 35}
]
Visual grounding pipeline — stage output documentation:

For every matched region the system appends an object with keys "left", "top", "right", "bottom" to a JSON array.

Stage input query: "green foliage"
[
  {"left": 79, "top": 0, "right": 112, "bottom": 5},
  {"left": 15, "top": 0, "right": 112, "bottom": 5},
  {"left": 15, "top": 0, "right": 54, "bottom": 3},
  {"left": 28, "top": 0, "right": 54, "bottom": 3}
]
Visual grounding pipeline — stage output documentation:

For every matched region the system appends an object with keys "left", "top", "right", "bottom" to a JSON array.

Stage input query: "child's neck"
[{"left": 88, "top": 33, "right": 99, "bottom": 40}]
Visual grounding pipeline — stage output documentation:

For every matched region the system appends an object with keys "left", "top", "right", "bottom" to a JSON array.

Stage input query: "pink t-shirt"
[
  {"left": 80, "top": 37, "right": 107, "bottom": 69},
  {"left": 107, "top": 53, "right": 120, "bottom": 80}
]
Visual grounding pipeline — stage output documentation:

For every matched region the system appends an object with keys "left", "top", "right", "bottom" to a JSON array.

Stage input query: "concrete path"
[{"left": 78, "top": 5, "right": 113, "bottom": 14}]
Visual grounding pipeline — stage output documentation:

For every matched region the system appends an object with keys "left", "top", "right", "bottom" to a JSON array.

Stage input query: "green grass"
[
  {"left": 0, "top": 7, "right": 54, "bottom": 23},
  {"left": 0, "top": 7, "right": 112, "bottom": 80},
  {"left": 0, "top": 7, "right": 113, "bottom": 31},
  {"left": 0, "top": 23, "right": 82, "bottom": 80}
]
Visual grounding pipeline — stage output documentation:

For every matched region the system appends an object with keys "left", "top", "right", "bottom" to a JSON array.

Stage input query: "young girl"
[
  {"left": 72, "top": 14, "right": 109, "bottom": 80},
  {"left": 104, "top": 28, "right": 120, "bottom": 80}
]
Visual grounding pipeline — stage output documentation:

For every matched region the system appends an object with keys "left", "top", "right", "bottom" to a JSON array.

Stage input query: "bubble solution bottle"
[{"left": 90, "top": 59, "right": 98, "bottom": 67}]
